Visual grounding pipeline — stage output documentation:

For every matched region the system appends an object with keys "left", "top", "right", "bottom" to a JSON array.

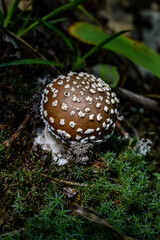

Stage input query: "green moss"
[{"left": 0, "top": 134, "right": 159, "bottom": 239}]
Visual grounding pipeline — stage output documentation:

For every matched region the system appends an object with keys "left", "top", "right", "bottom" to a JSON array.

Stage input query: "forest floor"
[{"left": 0, "top": 1, "right": 160, "bottom": 239}]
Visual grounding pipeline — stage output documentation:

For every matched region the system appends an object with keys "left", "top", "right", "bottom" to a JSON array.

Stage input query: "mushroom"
[{"left": 35, "top": 72, "right": 121, "bottom": 165}]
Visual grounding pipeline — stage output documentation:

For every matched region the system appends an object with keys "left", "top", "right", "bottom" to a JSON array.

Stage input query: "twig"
[
  {"left": 116, "top": 121, "right": 130, "bottom": 139},
  {"left": 32, "top": 170, "right": 88, "bottom": 187},
  {"left": 0, "top": 29, "right": 61, "bottom": 74},
  {"left": 0, "top": 228, "right": 24, "bottom": 238},
  {"left": 39, "top": 172, "right": 88, "bottom": 187},
  {"left": 73, "top": 205, "right": 137, "bottom": 240},
  {"left": 52, "top": 177, "right": 87, "bottom": 187},
  {"left": 0, "top": 29, "right": 46, "bottom": 60},
  {"left": 3, "top": 114, "right": 31, "bottom": 147},
  {"left": 0, "top": 124, "right": 8, "bottom": 129},
  {"left": 116, "top": 87, "right": 160, "bottom": 112}
]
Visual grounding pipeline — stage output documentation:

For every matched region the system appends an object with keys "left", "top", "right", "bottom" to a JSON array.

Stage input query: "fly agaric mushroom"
[{"left": 35, "top": 72, "right": 121, "bottom": 165}]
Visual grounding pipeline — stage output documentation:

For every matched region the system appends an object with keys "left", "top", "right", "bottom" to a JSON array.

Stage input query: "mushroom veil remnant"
[{"left": 35, "top": 72, "right": 121, "bottom": 165}]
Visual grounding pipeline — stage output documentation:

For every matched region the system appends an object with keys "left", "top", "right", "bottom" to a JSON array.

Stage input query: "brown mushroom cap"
[{"left": 40, "top": 72, "right": 120, "bottom": 143}]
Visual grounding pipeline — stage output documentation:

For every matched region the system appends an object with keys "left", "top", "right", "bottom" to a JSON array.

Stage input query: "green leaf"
[
  {"left": 0, "top": 59, "right": 64, "bottom": 68},
  {"left": 34, "top": 19, "right": 75, "bottom": 53},
  {"left": 18, "top": 0, "right": 88, "bottom": 37},
  {"left": 17, "top": 10, "right": 32, "bottom": 36},
  {"left": 72, "top": 30, "right": 128, "bottom": 71},
  {"left": 69, "top": 22, "right": 160, "bottom": 78},
  {"left": 13, "top": 0, "right": 34, "bottom": 26},
  {"left": 99, "top": 64, "right": 120, "bottom": 88},
  {"left": 4, "top": 0, "right": 21, "bottom": 28}
]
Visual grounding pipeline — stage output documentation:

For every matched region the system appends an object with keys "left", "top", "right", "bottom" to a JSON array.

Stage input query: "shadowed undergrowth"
[{"left": 0, "top": 130, "right": 159, "bottom": 239}]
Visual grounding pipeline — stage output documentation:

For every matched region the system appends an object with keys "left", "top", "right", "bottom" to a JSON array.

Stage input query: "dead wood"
[
  {"left": 116, "top": 87, "right": 160, "bottom": 112},
  {"left": 3, "top": 114, "right": 31, "bottom": 147},
  {"left": 73, "top": 205, "right": 138, "bottom": 240}
]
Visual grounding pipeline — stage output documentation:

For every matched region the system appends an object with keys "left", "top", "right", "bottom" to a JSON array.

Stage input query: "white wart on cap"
[{"left": 40, "top": 72, "right": 120, "bottom": 143}]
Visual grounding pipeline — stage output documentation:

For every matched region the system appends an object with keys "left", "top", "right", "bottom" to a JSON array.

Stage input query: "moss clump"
[{"left": 0, "top": 133, "right": 159, "bottom": 239}]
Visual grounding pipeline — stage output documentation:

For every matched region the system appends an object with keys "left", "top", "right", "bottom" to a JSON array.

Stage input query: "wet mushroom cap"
[{"left": 40, "top": 72, "right": 120, "bottom": 143}]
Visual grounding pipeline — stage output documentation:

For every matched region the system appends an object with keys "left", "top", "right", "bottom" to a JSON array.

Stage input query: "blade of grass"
[
  {"left": 13, "top": 0, "right": 34, "bottom": 25},
  {"left": 4, "top": 0, "right": 21, "bottom": 28},
  {"left": 18, "top": 17, "right": 69, "bottom": 26},
  {"left": 44, "top": 18, "right": 69, "bottom": 25},
  {"left": 146, "top": 94, "right": 160, "bottom": 99},
  {"left": 35, "top": 18, "right": 75, "bottom": 53},
  {"left": 17, "top": 10, "right": 32, "bottom": 36},
  {"left": 0, "top": 59, "right": 65, "bottom": 68},
  {"left": 67, "top": 0, "right": 98, "bottom": 24},
  {"left": 18, "top": 0, "right": 88, "bottom": 37},
  {"left": 72, "top": 30, "right": 129, "bottom": 71},
  {"left": 17, "top": 17, "right": 69, "bottom": 36},
  {"left": 77, "top": 5, "right": 99, "bottom": 24},
  {"left": 99, "top": 64, "right": 120, "bottom": 88},
  {"left": 69, "top": 22, "right": 160, "bottom": 77},
  {"left": 0, "top": 10, "right": 4, "bottom": 27}
]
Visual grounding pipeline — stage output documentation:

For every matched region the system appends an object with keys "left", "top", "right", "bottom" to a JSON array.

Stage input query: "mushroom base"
[
  {"left": 34, "top": 126, "right": 94, "bottom": 165},
  {"left": 34, "top": 126, "right": 68, "bottom": 165},
  {"left": 61, "top": 141, "right": 94, "bottom": 164}
]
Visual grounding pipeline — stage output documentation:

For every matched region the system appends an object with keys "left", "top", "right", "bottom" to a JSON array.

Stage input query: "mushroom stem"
[{"left": 34, "top": 126, "right": 68, "bottom": 165}]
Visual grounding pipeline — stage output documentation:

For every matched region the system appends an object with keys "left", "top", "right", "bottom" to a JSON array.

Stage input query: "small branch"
[
  {"left": 1, "top": 29, "right": 46, "bottom": 60},
  {"left": 39, "top": 172, "right": 87, "bottom": 187},
  {"left": 0, "top": 29, "right": 61, "bottom": 74},
  {"left": 3, "top": 114, "right": 31, "bottom": 147},
  {"left": 52, "top": 177, "right": 87, "bottom": 187},
  {"left": 0, "top": 228, "right": 24, "bottom": 238},
  {"left": 116, "top": 121, "right": 130, "bottom": 139},
  {"left": 0, "top": 124, "right": 8, "bottom": 129},
  {"left": 73, "top": 205, "right": 137, "bottom": 240},
  {"left": 116, "top": 87, "right": 160, "bottom": 112}
]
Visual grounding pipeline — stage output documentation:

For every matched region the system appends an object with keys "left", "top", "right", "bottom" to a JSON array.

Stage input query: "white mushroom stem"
[{"left": 34, "top": 126, "right": 68, "bottom": 165}]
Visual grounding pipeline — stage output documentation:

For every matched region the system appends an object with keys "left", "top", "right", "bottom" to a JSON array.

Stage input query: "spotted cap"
[{"left": 40, "top": 72, "right": 120, "bottom": 143}]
